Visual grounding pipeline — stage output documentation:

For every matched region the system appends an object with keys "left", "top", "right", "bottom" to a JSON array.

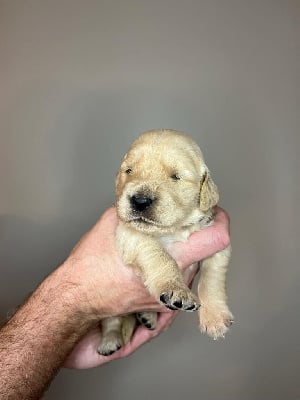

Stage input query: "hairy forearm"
[{"left": 0, "top": 264, "right": 96, "bottom": 400}]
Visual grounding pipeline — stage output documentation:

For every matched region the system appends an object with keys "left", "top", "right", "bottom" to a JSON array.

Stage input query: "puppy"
[{"left": 98, "top": 129, "right": 233, "bottom": 356}]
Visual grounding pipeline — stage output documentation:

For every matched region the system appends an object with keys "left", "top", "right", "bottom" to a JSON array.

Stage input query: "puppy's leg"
[
  {"left": 98, "top": 317, "right": 124, "bottom": 356},
  {"left": 98, "top": 315, "right": 137, "bottom": 356},
  {"left": 121, "top": 314, "right": 137, "bottom": 344},
  {"left": 198, "top": 245, "right": 234, "bottom": 339},
  {"left": 118, "top": 227, "right": 199, "bottom": 311},
  {"left": 136, "top": 311, "right": 157, "bottom": 330},
  {"left": 133, "top": 238, "right": 200, "bottom": 312}
]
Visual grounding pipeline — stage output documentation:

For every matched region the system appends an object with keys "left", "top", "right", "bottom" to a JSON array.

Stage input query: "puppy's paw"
[
  {"left": 159, "top": 285, "right": 200, "bottom": 312},
  {"left": 136, "top": 311, "right": 157, "bottom": 330},
  {"left": 199, "top": 303, "right": 234, "bottom": 340},
  {"left": 97, "top": 333, "right": 124, "bottom": 356}
]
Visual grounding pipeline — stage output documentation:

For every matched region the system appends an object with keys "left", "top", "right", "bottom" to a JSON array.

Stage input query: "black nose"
[{"left": 130, "top": 195, "right": 153, "bottom": 212}]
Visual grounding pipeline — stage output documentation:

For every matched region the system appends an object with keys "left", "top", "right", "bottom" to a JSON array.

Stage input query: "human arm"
[{"left": 0, "top": 206, "right": 230, "bottom": 399}]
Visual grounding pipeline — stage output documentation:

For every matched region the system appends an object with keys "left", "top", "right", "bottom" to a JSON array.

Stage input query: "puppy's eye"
[
  {"left": 171, "top": 173, "right": 181, "bottom": 181},
  {"left": 125, "top": 168, "right": 132, "bottom": 174}
]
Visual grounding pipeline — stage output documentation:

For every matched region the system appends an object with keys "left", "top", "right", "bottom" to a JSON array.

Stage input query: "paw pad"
[{"left": 159, "top": 290, "right": 200, "bottom": 312}]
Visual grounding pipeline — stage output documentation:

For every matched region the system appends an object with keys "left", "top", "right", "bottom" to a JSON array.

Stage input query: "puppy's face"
[{"left": 116, "top": 129, "right": 219, "bottom": 235}]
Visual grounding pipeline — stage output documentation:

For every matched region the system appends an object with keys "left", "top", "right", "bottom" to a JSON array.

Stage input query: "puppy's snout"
[{"left": 130, "top": 195, "right": 153, "bottom": 212}]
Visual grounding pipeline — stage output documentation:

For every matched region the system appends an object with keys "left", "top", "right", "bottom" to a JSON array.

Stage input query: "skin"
[{"left": 0, "top": 206, "right": 230, "bottom": 399}]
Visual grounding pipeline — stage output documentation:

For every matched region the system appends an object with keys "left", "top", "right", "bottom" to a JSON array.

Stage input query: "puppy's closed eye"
[{"left": 170, "top": 173, "right": 181, "bottom": 181}]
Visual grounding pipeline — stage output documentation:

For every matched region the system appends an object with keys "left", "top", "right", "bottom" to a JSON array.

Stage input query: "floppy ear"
[{"left": 199, "top": 171, "right": 219, "bottom": 212}]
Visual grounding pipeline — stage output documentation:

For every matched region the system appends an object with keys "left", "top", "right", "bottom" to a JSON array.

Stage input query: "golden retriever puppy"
[{"left": 98, "top": 129, "right": 233, "bottom": 356}]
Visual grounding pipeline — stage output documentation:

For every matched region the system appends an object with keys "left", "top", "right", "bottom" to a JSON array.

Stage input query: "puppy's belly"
[{"left": 188, "top": 263, "right": 198, "bottom": 271}]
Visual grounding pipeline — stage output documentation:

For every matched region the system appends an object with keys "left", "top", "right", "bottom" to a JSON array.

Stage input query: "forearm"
[{"left": 0, "top": 263, "right": 96, "bottom": 400}]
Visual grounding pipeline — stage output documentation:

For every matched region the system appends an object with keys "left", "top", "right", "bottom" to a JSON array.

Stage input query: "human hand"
[{"left": 63, "top": 206, "right": 230, "bottom": 369}]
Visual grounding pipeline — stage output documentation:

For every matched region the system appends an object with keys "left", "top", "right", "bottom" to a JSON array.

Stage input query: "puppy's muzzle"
[{"left": 130, "top": 194, "right": 154, "bottom": 212}]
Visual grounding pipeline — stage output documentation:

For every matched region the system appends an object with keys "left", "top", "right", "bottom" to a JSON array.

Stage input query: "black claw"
[
  {"left": 165, "top": 305, "right": 177, "bottom": 310},
  {"left": 99, "top": 349, "right": 115, "bottom": 356},
  {"left": 145, "top": 322, "right": 154, "bottom": 329},
  {"left": 173, "top": 300, "right": 182, "bottom": 308},
  {"left": 98, "top": 344, "right": 122, "bottom": 356},
  {"left": 160, "top": 293, "right": 171, "bottom": 304},
  {"left": 186, "top": 304, "right": 196, "bottom": 311}
]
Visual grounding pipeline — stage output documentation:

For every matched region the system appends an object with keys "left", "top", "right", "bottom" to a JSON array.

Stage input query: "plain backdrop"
[{"left": 0, "top": 1, "right": 299, "bottom": 399}]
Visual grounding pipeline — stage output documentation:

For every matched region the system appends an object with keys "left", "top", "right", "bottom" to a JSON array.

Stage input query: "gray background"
[{"left": 0, "top": 1, "right": 299, "bottom": 399}]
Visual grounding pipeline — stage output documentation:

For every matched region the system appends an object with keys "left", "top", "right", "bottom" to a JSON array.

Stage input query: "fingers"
[
  {"left": 170, "top": 206, "right": 231, "bottom": 269},
  {"left": 63, "top": 311, "right": 177, "bottom": 369},
  {"left": 63, "top": 327, "right": 103, "bottom": 369},
  {"left": 213, "top": 206, "right": 231, "bottom": 237}
]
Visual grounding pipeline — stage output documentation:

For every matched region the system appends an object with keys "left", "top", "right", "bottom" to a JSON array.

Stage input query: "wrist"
[
  {"left": 0, "top": 262, "right": 98, "bottom": 399},
  {"left": 45, "top": 260, "right": 102, "bottom": 329}
]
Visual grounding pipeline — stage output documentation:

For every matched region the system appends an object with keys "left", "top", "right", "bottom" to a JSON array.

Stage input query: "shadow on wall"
[{"left": 0, "top": 214, "right": 91, "bottom": 320}]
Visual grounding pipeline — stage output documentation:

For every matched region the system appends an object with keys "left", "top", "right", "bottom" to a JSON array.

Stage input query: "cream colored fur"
[{"left": 98, "top": 129, "right": 233, "bottom": 356}]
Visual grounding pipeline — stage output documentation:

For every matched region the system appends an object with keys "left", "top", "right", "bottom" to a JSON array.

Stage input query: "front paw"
[
  {"left": 159, "top": 285, "right": 200, "bottom": 311},
  {"left": 199, "top": 303, "right": 234, "bottom": 339}
]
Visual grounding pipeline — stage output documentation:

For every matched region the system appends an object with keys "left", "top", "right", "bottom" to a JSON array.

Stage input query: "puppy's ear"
[{"left": 199, "top": 170, "right": 219, "bottom": 212}]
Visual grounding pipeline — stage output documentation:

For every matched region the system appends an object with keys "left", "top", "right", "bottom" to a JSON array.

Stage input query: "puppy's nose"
[{"left": 130, "top": 195, "right": 153, "bottom": 212}]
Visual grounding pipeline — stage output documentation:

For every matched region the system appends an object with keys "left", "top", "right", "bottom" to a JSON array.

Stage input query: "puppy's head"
[{"left": 116, "top": 129, "right": 219, "bottom": 235}]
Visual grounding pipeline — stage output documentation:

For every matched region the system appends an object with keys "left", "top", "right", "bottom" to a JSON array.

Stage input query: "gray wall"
[{"left": 0, "top": 1, "right": 299, "bottom": 399}]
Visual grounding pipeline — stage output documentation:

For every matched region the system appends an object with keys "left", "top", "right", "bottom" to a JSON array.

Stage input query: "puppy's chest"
[
  {"left": 117, "top": 213, "right": 213, "bottom": 267},
  {"left": 159, "top": 214, "right": 213, "bottom": 249}
]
